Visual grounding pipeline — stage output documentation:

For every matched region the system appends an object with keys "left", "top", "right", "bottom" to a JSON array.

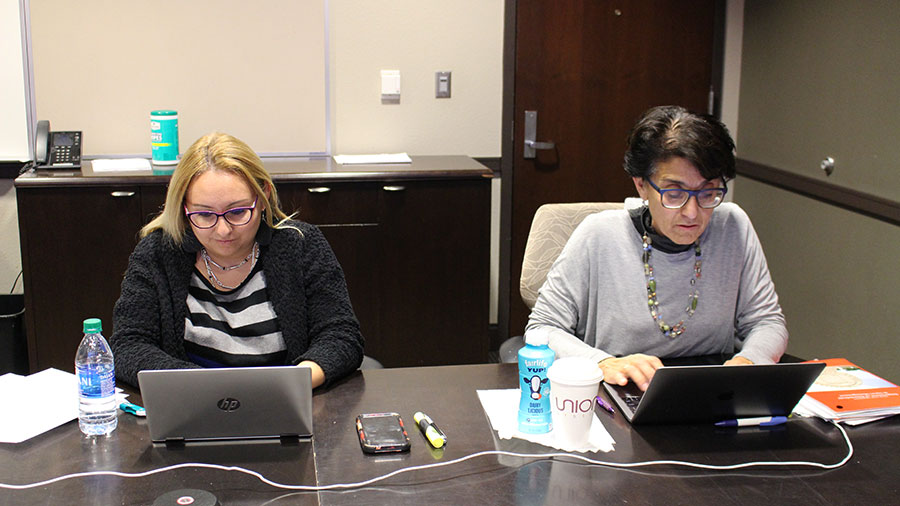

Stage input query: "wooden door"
[{"left": 505, "top": 0, "right": 721, "bottom": 339}]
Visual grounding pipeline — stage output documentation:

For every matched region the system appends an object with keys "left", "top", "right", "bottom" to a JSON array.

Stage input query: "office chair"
[
  {"left": 359, "top": 355, "right": 384, "bottom": 369},
  {"left": 499, "top": 202, "right": 625, "bottom": 363}
]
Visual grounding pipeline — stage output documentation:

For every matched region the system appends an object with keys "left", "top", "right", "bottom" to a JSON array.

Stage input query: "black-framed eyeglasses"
[
  {"left": 184, "top": 196, "right": 258, "bottom": 229},
  {"left": 645, "top": 178, "right": 728, "bottom": 209}
]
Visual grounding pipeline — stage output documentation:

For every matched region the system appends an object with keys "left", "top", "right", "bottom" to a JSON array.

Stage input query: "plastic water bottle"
[
  {"left": 75, "top": 318, "right": 117, "bottom": 436},
  {"left": 517, "top": 330, "right": 555, "bottom": 433}
]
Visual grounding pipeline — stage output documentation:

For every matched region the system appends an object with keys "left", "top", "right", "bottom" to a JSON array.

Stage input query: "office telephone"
[{"left": 35, "top": 120, "right": 82, "bottom": 169}]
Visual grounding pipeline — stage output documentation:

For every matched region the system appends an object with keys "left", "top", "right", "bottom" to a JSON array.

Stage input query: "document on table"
[
  {"left": 0, "top": 368, "right": 125, "bottom": 443},
  {"left": 333, "top": 153, "right": 412, "bottom": 165},
  {"left": 91, "top": 158, "right": 152, "bottom": 172}
]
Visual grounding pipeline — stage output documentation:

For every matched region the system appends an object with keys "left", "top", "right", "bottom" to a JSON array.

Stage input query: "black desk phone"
[{"left": 35, "top": 120, "right": 82, "bottom": 169}]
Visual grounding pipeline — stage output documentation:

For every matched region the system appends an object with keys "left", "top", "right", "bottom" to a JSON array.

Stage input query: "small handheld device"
[{"left": 356, "top": 412, "right": 410, "bottom": 454}]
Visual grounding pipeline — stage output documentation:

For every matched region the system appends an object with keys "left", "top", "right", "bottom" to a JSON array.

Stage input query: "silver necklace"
[
  {"left": 201, "top": 242, "right": 259, "bottom": 290},
  {"left": 203, "top": 243, "right": 256, "bottom": 271}
]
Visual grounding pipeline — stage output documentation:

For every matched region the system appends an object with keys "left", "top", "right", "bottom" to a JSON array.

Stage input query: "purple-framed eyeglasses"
[{"left": 184, "top": 196, "right": 258, "bottom": 229}]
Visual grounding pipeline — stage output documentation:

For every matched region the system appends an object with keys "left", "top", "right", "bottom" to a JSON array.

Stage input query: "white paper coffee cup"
[{"left": 546, "top": 357, "right": 604, "bottom": 448}]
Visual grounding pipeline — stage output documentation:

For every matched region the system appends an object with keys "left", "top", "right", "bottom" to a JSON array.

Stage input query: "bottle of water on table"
[{"left": 75, "top": 318, "right": 117, "bottom": 436}]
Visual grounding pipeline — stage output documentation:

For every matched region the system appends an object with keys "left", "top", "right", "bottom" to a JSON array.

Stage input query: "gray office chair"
[
  {"left": 359, "top": 355, "right": 383, "bottom": 369},
  {"left": 499, "top": 202, "right": 625, "bottom": 363}
]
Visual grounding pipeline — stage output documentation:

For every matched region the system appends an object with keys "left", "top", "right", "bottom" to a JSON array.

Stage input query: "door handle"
[
  {"left": 110, "top": 191, "right": 136, "bottom": 197},
  {"left": 523, "top": 110, "right": 555, "bottom": 158},
  {"left": 307, "top": 187, "right": 331, "bottom": 193},
  {"left": 382, "top": 185, "right": 406, "bottom": 192}
]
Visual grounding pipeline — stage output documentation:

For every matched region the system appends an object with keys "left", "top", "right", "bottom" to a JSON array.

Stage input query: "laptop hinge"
[
  {"left": 279, "top": 434, "right": 301, "bottom": 445},
  {"left": 164, "top": 437, "right": 186, "bottom": 448}
]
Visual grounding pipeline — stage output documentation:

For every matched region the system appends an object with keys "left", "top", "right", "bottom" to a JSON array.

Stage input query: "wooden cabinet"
[
  {"left": 379, "top": 179, "right": 490, "bottom": 366},
  {"left": 16, "top": 157, "right": 492, "bottom": 372},
  {"left": 16, "top": 185, "right": 161, "bottom": 372},
  {"left": 276, "top": 178, "right": 490, "bottom": 367},
  {"left": 276, "top": 182, "right": 383, "bottom": 361}
]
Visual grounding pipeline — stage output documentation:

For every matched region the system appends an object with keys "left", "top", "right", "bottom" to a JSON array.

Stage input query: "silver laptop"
[
  {"left": 138, "top": 366, "right": 313, "bottom": 443},
  {"left": 603, "top": 362, "right": 825, "bottom": 424}
]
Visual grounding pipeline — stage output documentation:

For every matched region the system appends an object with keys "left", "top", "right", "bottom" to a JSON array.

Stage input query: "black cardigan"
[{"left": 110, "top": 220, "right": 364, "bottom": 388}]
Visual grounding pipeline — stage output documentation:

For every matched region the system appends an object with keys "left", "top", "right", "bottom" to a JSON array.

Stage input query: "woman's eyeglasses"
[
  {"left": 184, "top": 196, "right": 258, "bottom": 229},
  {"left": 645, "top": 179, "right": 727, "bottom": 209}
]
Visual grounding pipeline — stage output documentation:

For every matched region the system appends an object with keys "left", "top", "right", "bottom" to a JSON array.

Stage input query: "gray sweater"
[{"left": 525, "top": 202, "right": 787, "bottom": 365}]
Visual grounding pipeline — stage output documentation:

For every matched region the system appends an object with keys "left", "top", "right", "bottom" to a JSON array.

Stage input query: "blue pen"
[
  {"left": 119, "top": 401, "right": 146, "bottom": 417},
  {"left": 714, "top": 416, "right": 787, "bottom": 427}
]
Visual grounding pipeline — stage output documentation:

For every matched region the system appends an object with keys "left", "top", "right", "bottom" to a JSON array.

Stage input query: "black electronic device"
[
  {"left": 153, "top": 489, "right": 219, "bottom": 506},
  {"left": 356, "top": 412, "right": 411, "bottom": 454},
  {"left": 34, "top": 120, "right": 82, "bottom": 169}
]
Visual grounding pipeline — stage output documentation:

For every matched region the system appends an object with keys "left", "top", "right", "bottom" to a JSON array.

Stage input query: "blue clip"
[{"left": 119, "top": 401, "right": 146, "bottom": 417}]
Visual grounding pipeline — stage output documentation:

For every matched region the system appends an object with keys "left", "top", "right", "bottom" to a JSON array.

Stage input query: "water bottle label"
[{"left": 76, "top": 365, "right": 115, "bottom": 399}]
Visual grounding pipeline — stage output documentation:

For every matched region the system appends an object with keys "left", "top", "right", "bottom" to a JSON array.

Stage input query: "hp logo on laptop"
[{"left": 217, "top": 398, "right": 241, "bottom": 412}]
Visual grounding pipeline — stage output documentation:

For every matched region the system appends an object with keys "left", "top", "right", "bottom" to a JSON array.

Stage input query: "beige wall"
[
  {"left": 328, "top": 0, "right": 503, "bottom": 156},
  {"left": 735, "top": 179, "right": 900, "bottom": 380},
  {"left": 734, "top": 0, "right": 900, "bottom": 380}
]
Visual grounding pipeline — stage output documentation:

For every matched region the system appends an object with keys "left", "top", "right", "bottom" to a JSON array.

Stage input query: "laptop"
[
  {"left": 603, "top": 362, "right": 826, "bottom": 424},
  {"left": 138, "top": 366, "right": 313, "bottom": 443}
]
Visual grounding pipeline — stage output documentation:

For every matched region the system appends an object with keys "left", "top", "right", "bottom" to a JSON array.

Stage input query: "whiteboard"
[
  {"left": 0, "top": 0, "right": 29, "bottom": 161},
  {"left": 29, "top": 0, "right": 328, "bottom": 157}
]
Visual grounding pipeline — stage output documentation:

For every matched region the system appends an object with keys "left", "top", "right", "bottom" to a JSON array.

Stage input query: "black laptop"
[{"left": 603, "top": 362, "right": 825, "bottom": 424}]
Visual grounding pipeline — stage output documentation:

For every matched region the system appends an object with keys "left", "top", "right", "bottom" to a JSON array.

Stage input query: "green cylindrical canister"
[{"left": 150, "top": 110, "right": 179, "bottom": 166}]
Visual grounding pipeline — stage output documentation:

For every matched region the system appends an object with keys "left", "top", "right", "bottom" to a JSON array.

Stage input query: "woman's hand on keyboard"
[{"left": 599, "top": 354, "right": 663, "bottom": 392}]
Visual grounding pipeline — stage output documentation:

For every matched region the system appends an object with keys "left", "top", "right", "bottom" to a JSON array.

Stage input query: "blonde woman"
[{"left": 110, "top": 132, "right": 363, "bottom": 388}]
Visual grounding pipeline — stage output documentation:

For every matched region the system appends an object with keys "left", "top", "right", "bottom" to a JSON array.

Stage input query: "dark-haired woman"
[{"left": 525, "top": 105, "right": 787, "bottom": 391}]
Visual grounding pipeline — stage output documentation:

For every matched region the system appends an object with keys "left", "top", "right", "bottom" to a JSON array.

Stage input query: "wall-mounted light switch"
[
  {"left": 435, "top": 71, "right": 451, "bottom": 98},
  {"left": 381, "top": 70, "right": 401, "bottom": 103}
]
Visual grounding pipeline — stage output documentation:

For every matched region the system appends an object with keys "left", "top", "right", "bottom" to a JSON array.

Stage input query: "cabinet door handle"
[
  {"left": 382, "top": 185, "right": 406, "bottom": 192},
  {"left": 110, "top": 191, "right": 136, "bottom": 197},
  {"left": 307, "top": 187, "right": 331, "bottom": 193}
]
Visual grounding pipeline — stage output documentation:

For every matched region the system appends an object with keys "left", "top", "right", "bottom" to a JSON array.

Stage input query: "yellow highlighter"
[{"left": 413, "top": 411, "right": 447, "bottom": 449}]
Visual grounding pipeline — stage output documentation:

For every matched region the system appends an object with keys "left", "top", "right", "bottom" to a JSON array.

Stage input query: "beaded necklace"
[{"left": 641, "top": 230, "right": 702, "bottom": 338}]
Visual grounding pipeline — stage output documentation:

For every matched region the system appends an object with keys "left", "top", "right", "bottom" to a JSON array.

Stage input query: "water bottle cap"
[{"left": 83, "top": 318, "right": 102, "bottom": 333}]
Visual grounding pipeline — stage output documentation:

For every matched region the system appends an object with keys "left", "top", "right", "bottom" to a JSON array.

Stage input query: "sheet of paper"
[
  {"left": 91, "top": 158, "right": 152, "bottom": 172},
  {"left": 333, "top": 153, "right": 412, "bottom": 165},
  {"left": 477, "top": 388, "right": 615, "bottom": 453},
  {"left": 0, "top": 368, "right": 127, "bottom": 444}
]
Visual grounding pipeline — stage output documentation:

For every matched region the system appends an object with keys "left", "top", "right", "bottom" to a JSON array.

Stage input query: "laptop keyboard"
[{"left": 623, "top": 393, "right": 642, "bottom": 411}]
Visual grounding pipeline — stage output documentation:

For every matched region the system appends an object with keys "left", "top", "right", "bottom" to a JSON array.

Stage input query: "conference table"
[{"left": 2, "top": 361, "right": 899, "bottom": 505}]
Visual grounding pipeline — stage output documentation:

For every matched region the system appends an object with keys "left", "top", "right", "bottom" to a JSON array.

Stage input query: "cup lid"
[{"left": 546, "top": 356, "right": 604, "bottom": 385}]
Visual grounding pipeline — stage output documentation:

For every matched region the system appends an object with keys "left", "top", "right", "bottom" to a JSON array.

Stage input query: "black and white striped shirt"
[{"left": 184, "top": 263, "right": 287, "bottom": 367}]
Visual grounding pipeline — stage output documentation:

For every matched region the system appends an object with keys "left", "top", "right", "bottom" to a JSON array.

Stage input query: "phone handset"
[{"left": 35, "top": 120, "right": 50, "bottom": 165}]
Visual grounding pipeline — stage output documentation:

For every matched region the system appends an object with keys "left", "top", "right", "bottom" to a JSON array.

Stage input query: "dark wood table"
[{"left": 2, "top": 363, "right": 899, "bottom": 505}]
